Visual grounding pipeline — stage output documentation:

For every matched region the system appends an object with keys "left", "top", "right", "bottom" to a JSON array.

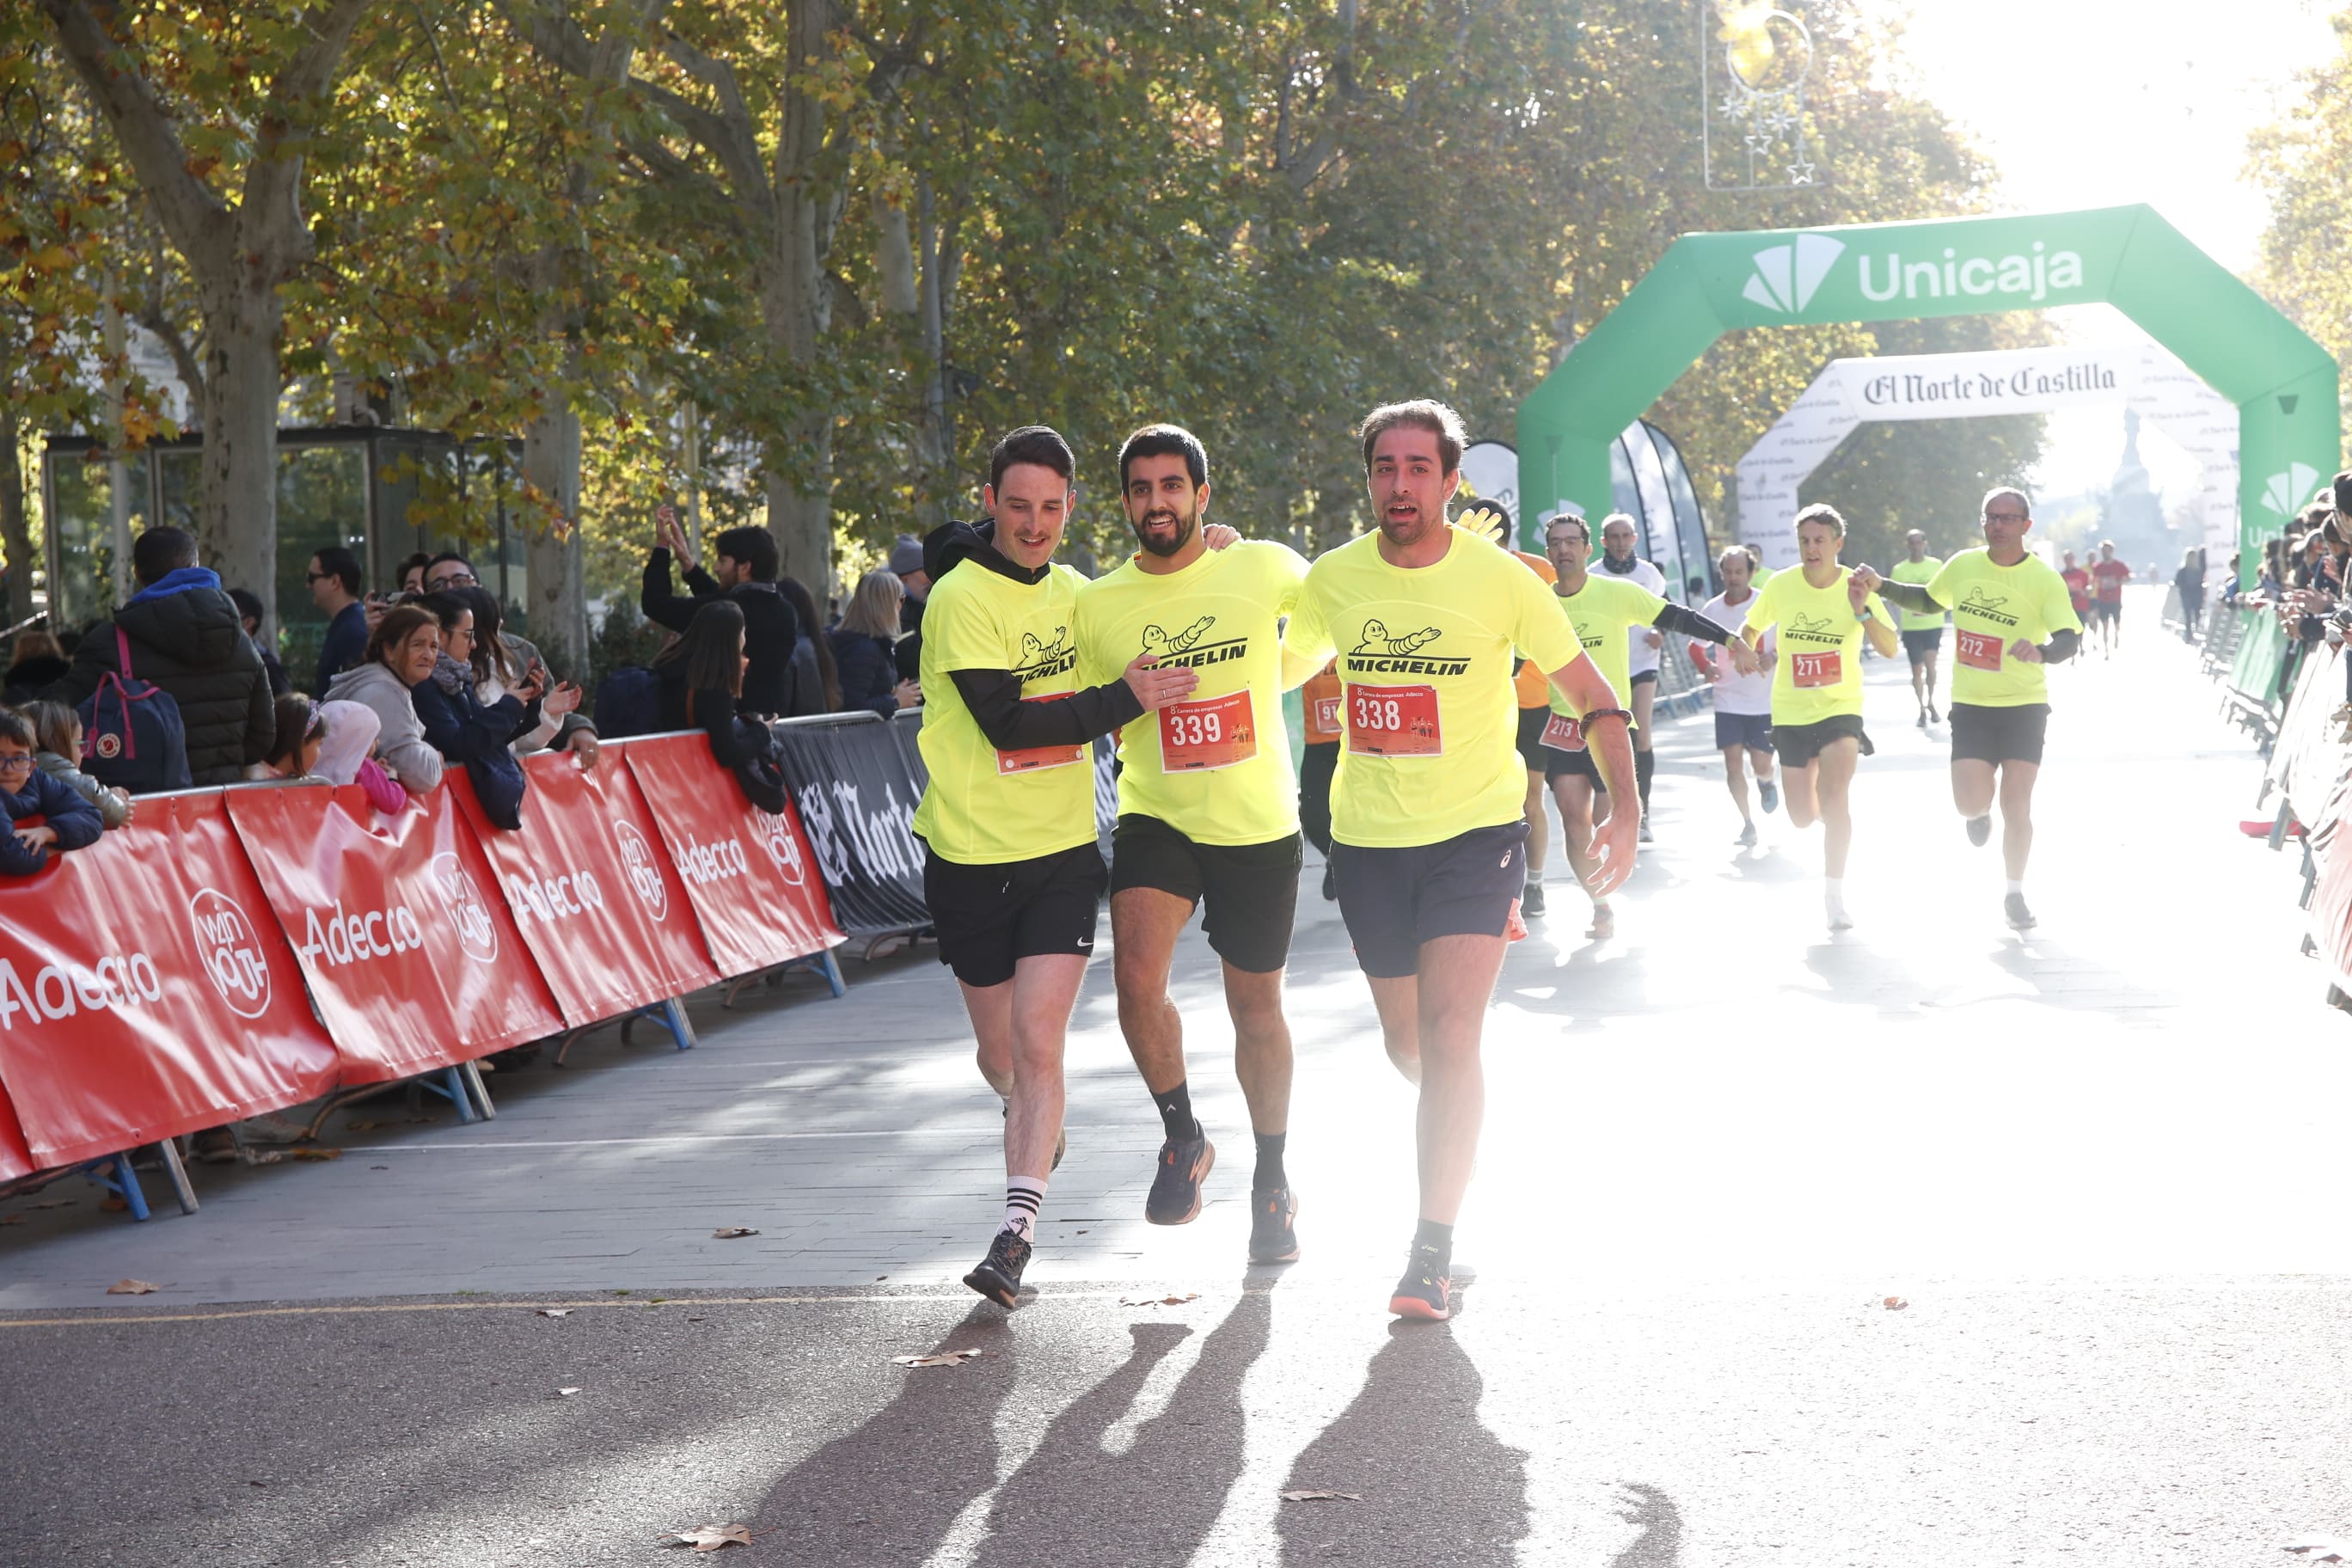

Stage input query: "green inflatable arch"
[{"left": 1515, "top": 205, "right": 2339, "bottom": 573}]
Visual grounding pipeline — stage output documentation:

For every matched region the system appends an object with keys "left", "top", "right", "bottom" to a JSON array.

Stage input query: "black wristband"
[{"left": 1580, "top": 707, "right": 1633, "bottom": 728}]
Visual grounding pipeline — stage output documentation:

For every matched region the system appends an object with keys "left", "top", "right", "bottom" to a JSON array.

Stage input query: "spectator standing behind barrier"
[
  {"left": 653, "top": 600, "right": 790, "bottom": 812},
  {"left": 3, "top": 630, "right": 70, "bottom": 705},
  {"left": 308, "top": 546, "right": 369, "bottom": 692},
  {"left": 891, "top": 533, "right": 929, "bottom": 683},
  {"left": 830, "top": 569, "right": 923, "bottom": 717},
  {"left": 395, "top": 553, "right": 432, "bottom": 597},
  {"left": 40, "top": 526, "right": 273, "bottom": 786},
  {"left": 412, "top": 591, "right": 543, "bottom": 830},
  {"left": 256, "top": 693, "right": 329, "bottom": 779},
  {"left": 641, "top": 506, "right": 798, "bottom": 720},
  {"left": 775, "top": 575, "right": 840, "bottom": 715},
  {"left": 20, "top": 700, "right": 131, "bottom": 830},
  {"left": 0, "top": 707, "right": 102, "bottom": 875},
  {"left": 228, "top": 588, "right": 292, "bottom": 697},
  {"left": 450, "top": 585, "right": 587, "bottom": 756},
  {"left": 325, "top": 604, "right": 447, "bottom": 795}
]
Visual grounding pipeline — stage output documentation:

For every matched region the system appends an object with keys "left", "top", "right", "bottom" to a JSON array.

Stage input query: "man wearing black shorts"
[
  {"left": 1858, "top": 487, "right": 2082, "bottom": 930},
  {"left": 912, "top": 426, "right": 1198, "bottom": 1308},
  {"left": 1075, "top": 424, "right": 1316, "bottom": 1264},
  {"left": 1283, "top": 400, "right": 1638, "bottom": 1320},
  {"left": 1890, "top": 530, "right": 1945, "bottom": 726}
]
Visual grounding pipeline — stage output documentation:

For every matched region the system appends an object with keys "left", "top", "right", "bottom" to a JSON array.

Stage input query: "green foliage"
[{"left": 2249, "top": 10, "right": 2352, "bottom": 453}]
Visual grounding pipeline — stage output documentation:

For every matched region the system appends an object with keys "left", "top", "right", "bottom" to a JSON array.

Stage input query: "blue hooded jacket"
[{"left": 1, "top": 769, "right": 105, "bottom": 877}]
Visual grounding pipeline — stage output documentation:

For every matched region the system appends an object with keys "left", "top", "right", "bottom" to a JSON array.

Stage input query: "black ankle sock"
[
  {"left": 1634, "top": 747, "right": 1656, "bottom": 811},
  {"left": 1153, "top": 1080, "right": 1198, "bottom": 1142},
  {"left": 1253, "top": 1131, "right": 1288, "bottom": 1192},
  {"left": 1411, "top": 1216, "right": 1454, "bottom": 1267}
]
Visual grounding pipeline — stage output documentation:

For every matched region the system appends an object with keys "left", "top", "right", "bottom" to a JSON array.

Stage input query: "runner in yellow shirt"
[
  {"left": 1737, "top": 503, "right": 1899, "bottom": 931},
  {"left": 1075, "top": 423, "right": 1314, "bottom": 1265},
  {"left": 1539, "top": 510, "right": 1754, "bottom": 939},
  {"left": 1281, "top": 400, "right": 1637, "bottom": 1321},
  {"left": 913, "top": 425, "right": 1199, "bottom": 1309},
  {"left": 1890, "top": 530, "right": 1945, "bottom": 727},
  {"left": 1855, "top": 486, "right": 2083, "bottom": 931}
]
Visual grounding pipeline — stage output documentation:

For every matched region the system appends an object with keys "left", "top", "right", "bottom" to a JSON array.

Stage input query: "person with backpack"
[{"left": 40, "top": 526, "right": 269, "bottom": 787}]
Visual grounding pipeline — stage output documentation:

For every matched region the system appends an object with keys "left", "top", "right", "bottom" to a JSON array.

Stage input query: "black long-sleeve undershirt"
[
  {"left": 948, "top": 668, "right": 1146, "bottom": 751},
  {"left": 1879, "top": 579, "right": 2079, "bottom": 665},
  {"left": 1651, "top": 602, "right": 1734, "bottom": 642}
]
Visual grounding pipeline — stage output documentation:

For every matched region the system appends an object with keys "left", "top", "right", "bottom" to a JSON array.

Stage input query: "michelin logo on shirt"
[
  {"left": 1015, "top": 628, "right": 1077, "bottom": 683},
  {"left": 1344, "top": 621, "right": 1468, "bottom": 677},
  {"left": 1781, "top": 613, "right": 1848, "bottom": 646},
  {"left": 1138, "top": 616, "right": 1246, "bottom": 670},
  {"left": 1957, "top": 586, "right": 2019, "bottom": 629}
]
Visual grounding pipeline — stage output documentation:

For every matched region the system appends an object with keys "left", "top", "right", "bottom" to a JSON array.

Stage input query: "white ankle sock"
[
  {"left": 1001, "top": 1176, "right": 1047, "bottom": 1240},
  {"left": 1823, "top": 879, "right": 1847, "bottom": 914},
  {"left": 2006, "top": 879, "right": 2025, "bottom": 897}
]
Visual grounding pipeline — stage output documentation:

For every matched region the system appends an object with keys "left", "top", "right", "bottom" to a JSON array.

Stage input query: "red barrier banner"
[
  {"left": 0, "top": 1077, "right": 38, "bottom": 1182},
  {"left": 450, "top": 752, "right": 721, "bottom": 1028},
  {"left": 227, "top": 783, "right": 564, "bottom": 1081},
  {"left": 0, "top": 790, "right": 341, "bottom": 1169},
  {"left": 619, "top": 734, "right": 845, "bottom": 978}
]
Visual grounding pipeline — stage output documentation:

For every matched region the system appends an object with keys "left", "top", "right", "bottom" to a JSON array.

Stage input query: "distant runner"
[
  {"left": 2060, "top": 549, "right": 2092, "bottom": 629},
  {"left": 913, "top": 426, "right": 1198, "bottom": 1310},
  {"left": 2090, "top": 540, "right": 2130, "bottom": 657},
  {"left": 1282, "top": 399, "right": 1637, "bottom": 1320},
  {"left": 1597, "top": 513, "right": 1669, "bottom": 842},
  {"left": 1737, "top": 504, "right": 1898, "bottom": 931},
  {"left": 1695, "top": 545, "right": 1779, "bottom": 845},
  {"left": 1540, "top": 511, "right": 1752, "bottom": 937},
  {"left": 1856, "top": 486, "right": 2082, "bottom": 930},
  {"left": 1891, "top": 530, "right": 1945, "bottom": 726},
  {"left": 1298, "top": 659, "right": 1342, "bottom": 900},
  {"left": 1075, "top": 423, "right": 1314, "bottom": 1265}
]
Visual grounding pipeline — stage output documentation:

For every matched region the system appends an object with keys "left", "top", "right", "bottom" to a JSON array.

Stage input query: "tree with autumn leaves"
[{"left": 8, "top": 0, "right": 2042, "bottom": 668}]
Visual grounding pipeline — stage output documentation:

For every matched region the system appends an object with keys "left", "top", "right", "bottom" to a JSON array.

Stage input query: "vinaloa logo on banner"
[
  {"left": 756, "top": 811, "right": 806, "bottom": 886},
  {"left": 611, "top": 818, "right": 668, "bottom": 921},
  {"left": 188, "top": 886, "right": 272, "bottom": 1020},
  {"left": 0, "top": 948, "right": 163, "bottom": 1029},
  {"left": 430, "top": 852, "right": 499, "bottom": 964}
]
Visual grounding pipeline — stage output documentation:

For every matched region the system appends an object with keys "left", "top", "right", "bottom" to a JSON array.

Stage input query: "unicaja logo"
[
  {"left": 2262, "top": 462, "right": 2320, "bottom": 517},
  {"left": 188, "top": 886, "right": 271, "bottom": 1020},
  {"left": 1743, "top": 233, "right": 1845, "bottom": 313}
]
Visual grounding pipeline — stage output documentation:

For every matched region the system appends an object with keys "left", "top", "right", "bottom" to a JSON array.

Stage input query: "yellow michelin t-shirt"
[
  {"left": 1546, "top": 573, "right": 1664, "bottom": 728},
  {"left": 1743, "top": 565, "right": 1893, "bottom": 726},
  {"left": 1282, "top": 526, "right": 1583, "bottom": 848},
  {"left": 1927, "top": 548, "right": 2083, "bottom": 707},
  {"left": 912, "top": 559, "right": 1094, "bottom": 865},
  {"left": 1075, "top": 540, "right": 1309, "bottom": 846},
  {"left": 1890, "top": 555, "right": 1945, "bottom": 630}
]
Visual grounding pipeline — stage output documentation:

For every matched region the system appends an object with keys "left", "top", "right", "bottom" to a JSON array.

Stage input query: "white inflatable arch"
[{"left": 1734, "top": 342, "right": 2237, "bottom": 567}]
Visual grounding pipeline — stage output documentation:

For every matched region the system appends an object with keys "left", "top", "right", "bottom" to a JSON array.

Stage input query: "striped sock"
[{"left": 1001, "top": 1177, "right": 1047, "bottom": 1240}]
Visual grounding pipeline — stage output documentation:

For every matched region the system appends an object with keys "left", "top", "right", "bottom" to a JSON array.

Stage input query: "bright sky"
[{"left": 1859, "top": 0, "right": 2338, "bottom": 499}]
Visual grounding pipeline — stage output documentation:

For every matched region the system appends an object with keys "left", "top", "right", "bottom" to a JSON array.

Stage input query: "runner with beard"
[
  {"left": 914, "top": 426, "right": 1200, "bottom": 1309},
  {"left": 1282, "top": 399, "right": 1638, "bottom": 1320},
  {"left": 1075, "top": 424, "right": 1317, "bottom": 1264},
  {"left": 1597, "top": 513, "right": 1670, "bottom": 840}
]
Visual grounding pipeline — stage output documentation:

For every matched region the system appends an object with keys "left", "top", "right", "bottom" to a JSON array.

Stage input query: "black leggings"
[{"left": 1298, "top": 741, "right": 1338, "bottom": 855}]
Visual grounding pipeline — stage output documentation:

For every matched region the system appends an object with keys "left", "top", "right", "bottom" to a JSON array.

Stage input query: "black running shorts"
[
  {"left": 1901, "top": 627, "right": 1945, "bottom": 666},
  {"left": 1950, "top": 701, "right": 2049, "bottom": 766},
  {"left": 922, "top": 840, "right": 1106, "bottom": 989},
  {"left": 1542, "top": 742, "right": 1602, "bottom": 783},
  {"left": 1515, "top": 706, "right": 1549, "bottom": 771},
  {"left": 1331, "top": 821, "right": 1528, "bottom": 980},
  {"left": 1773, "top": 714, "right": 1871, "bottom": 769},
  {"left": 1109, "top": 814, "right": 1302, "bottom": 974}
]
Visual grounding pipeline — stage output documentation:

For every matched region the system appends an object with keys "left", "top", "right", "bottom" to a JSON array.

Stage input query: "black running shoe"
[
  {"left": 1389, "top": 1248, "right": 1452, "bottom": 1321},
  {"left": 1927, "top": 702, "right": 1940, "bottom": 724},
  {"left": 2005, "top": 891, "right": 2037, "bottom": 930},
  {"left": 963, "top": 1228, "right": 1032, "bottom": 1308},
  {"left": 1145, "top": 1130, "right": 1215, "bottom": 1225},
  {"left": 1965, "top": 813, "right": 1992, "bottom": 848},
  {"left": 1520, "top": 878, "right": 1547, "bottom": 918},
  {"left": 1248, "top": 1185, "right": 1300, "bottom": 1263}
]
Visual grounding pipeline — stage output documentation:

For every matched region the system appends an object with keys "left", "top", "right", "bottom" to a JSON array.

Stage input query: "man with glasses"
[
  {"left": 424, "top": 553, "right": 480, "bottom": 593},
  {"left": 1854, "top": 487, "right": 2081, "bottom": 931}
]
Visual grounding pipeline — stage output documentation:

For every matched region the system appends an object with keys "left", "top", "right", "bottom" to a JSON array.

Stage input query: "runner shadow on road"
[
  {"left": 1605, "top": 1481, "right": 1686, "bottom": 1565},
  {"left": 1276, "top": 1325, "right": 1528, "bottom": 1565},
  {"left": 974, "top": 1286, "right": 1273, "bottom": 1567},
  {"left": 753, "top": 1302, "right": 1016, "bottom": 1564}
]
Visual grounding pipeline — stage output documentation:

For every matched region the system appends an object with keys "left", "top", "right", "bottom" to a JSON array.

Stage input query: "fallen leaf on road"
[
  {"left": 29, "top": 1198, "right": 73, "bottom": 1210},
  {"left": 286, "top": 1147, "right": 342, "bottom": 1162},
  {"left": 345, "top": 1120, "right": 383, "bottom": 1132},
  {"left": 1120, "top": 1293, "right": 1200, "bottom": 1308},
  {"left": 1882, "top": 1296, "right": 1908, "bottom": 1311},
  {"left": 0, "top": 1214, "right": 22, "bottom": 1226},
  {"left": 2283, "top": 1539, "right": 2352, "bottom": 1562},
  {"left": 537, "top": 1308, "right": 572, "bottom": 1318},
  {"left": 100, "top": 1197, "right": 128, "bottom": 1213},
  {"left": 107, "top": 1279, "right": 158, "bottom": 1295},
  {"left": 1281, "top": 1490, "right": 1361, "bottom": 1503},
  {"left": 891, "top": 1348, "right": 991, "bottom": 1369},
  {"left": 712, "top": 1227, "right": 758, "bottom": 1240},
  {"left": 557, "top": 1387, "right": 582, "bottom": 1397},
  {"left": 656, "top": 1523, "right": 755, "bottom": 1552}
]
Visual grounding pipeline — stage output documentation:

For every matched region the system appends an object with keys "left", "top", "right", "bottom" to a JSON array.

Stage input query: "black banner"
[{"left": 769, "top": 713, "right": 930, "bottom": 939}]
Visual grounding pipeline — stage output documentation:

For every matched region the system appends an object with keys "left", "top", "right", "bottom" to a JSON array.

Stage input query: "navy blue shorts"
[
  {"left": 1332, "top": 822, "right": 1527, "bottom": 979},
  {"left": 1713, "top": 711, "right": 1773, "bottom": 752}
]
